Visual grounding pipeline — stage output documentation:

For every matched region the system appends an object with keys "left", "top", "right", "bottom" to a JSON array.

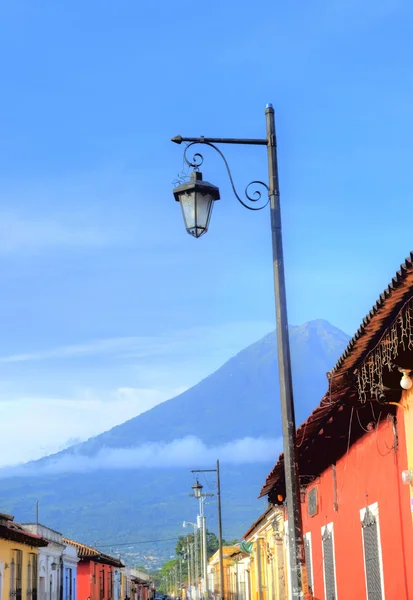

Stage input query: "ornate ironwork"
[
  {"left": 182, "top": 141, "right": 269, "bottom": 211},
  {"left": 362, "top": 507, "right": 383, "bottom": 599},
  {"left": 322, "top": 527, "right": 336, "bottom": 600}
]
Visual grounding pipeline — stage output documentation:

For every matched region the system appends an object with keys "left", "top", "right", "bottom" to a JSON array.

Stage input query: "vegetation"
[{"left": 154, "top": 531, "right": 240, "bottom": 592}]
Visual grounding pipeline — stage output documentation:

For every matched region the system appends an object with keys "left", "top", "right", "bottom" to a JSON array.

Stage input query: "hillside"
[{"left": 0, "top": 320, "right": 348, "bottom": 566}]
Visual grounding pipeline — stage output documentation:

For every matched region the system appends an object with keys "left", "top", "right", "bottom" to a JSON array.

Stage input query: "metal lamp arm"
[{"left": 183, "top": 141, "right": 269, "bottom": 211}]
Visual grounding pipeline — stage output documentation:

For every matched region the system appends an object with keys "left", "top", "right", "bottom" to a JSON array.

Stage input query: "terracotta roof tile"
[
  {"left": 63, "top": 538, "right": 124, "bottom": 567},
  {"left": 259, "top": 251, "right": 413, "bottom": 499}
]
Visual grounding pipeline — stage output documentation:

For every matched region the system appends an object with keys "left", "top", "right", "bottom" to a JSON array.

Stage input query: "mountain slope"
[
  {"left": 41, "top": 319, "right": 348, "bottom": 456},
  {"left": 0, "top": 320, "right": 349, "bottom": 566}
]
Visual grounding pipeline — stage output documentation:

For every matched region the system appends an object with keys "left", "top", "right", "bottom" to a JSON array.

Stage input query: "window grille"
[
  {"left": 32, "top": 555, "right": 37, "bottom": 600},
  {"left": 108, "top": 570, "right": 113, "bottom": 600},
  {"left": 27, "top": 557, "right": 32, "bottom": 598},
  {"left": 304, "top": 536, "right": 313, "bottom": 595},
  {"left": 322, "top": 527, "right": 336, "bottom": 600},
  {"left": 362, "top": 507, "right": 383, "bottom": 600},
  {"left": 15, "top": 551, "right": 22, "bottom": 600},
  {"left": 10, "top": 559, "right": 16, "bottom": 599},
  {"left": 100, "top": 569, "right": 105, "bottom": 600}
]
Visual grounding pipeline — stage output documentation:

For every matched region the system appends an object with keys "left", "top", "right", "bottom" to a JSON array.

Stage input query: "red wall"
[
  {"left": 77, "top": 561, "right": 115, "bottom": 600},
  {"left": 301, "top": 410, "right": 413, "bottom": 600}
]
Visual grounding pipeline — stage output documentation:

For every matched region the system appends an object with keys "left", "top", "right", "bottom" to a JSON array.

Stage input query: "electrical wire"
[
  {"left": 336, "top": 406, "right": 354, "bottom": 506},
  {"left": 96, "top": 537, "right": 181, "bottom": 548}
]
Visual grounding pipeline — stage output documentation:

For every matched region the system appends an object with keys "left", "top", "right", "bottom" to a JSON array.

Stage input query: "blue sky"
[{"left": 0, "top": 0, "right": 412, "bottom": 465}]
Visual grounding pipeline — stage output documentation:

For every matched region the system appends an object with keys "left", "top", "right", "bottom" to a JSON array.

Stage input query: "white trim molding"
[
  {"left": 284, "top": 521, "right": 292, "bottom": 600},
  {"left": 304, "top": 532, "right": 314, "bottom": 597},
  {"left": 360, "top": 502, "right": 385, "bottom": 600},
  {"left": 321, "top": 522, "right": 338, "bottom": 600}
]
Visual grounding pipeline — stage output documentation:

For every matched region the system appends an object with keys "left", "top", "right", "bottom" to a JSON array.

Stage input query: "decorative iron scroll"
[
  {"left": 307, "top": 487, "right": 318, "bottom": 517},
  {"left": 181, "top": 141, "right": 270, "bottom": 211},
  {"left": 356, "top": 297, "right": 413, "bottom": 402}
]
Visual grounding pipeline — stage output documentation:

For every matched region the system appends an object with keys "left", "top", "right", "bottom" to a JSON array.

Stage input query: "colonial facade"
[
  {"left": 63, "top": 539, "right": 123, "bottom": 600},
  {"left": 0, "top": 513, "right": 47, "bottom": 600},
  {"left": 208, "top": 547, "right": 238, "bottom": 600},
  {"left": 0, "top": 517, "right": 153, "bottom": 600},
  {"left": 260, "top": 251, "right": 413, "bottom": 599},
  {"left": 242, "top": 507, "right": 286, "bottom": 600},
  {"left": 23, "top": 524, "right": 79, "bottom": 600},
  {"left": 226, "top": 548, "right": 250, "bottom": 600}
]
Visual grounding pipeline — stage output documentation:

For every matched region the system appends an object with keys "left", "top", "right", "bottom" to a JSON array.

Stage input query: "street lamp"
[
  {"left": 191, "top": 480, "right": 203, "bottom": 499},
  {"left": 171, "top": 105, "right": 307, "bottom": 599},
  {"left": 189, "top": 480, "right": 212, "bottom": 600},
  {"left": 173, "top": 171, "right": 220, "bottom": 238}
]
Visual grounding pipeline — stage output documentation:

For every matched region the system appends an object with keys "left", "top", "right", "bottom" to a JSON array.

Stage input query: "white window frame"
[
  {"left": 284, "top": 521, "right": 292, "bottom": 600},
  {"left": 304, "top": 532, "right": 314, "bottom": 597},
  {"left": 321, "top": 522, "right": 338, "bottom": 600},
  {"left": 360, "top": 502, "right": 385, "bottom": 599}
]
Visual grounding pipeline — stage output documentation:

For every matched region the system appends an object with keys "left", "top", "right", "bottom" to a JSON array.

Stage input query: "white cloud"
[
  {"left": 0, "top": 386, "right": 186, "bottom": 468},
  {"left": 0, "top": 436, "right": 281, "bottom": 477}
]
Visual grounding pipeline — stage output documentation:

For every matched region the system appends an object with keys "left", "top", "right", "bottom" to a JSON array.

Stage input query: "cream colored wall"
[
  {"left": 0, "top": 538, "right": 39, "bottom": 600},
  {"left": 244, "top": 510, "right": 287, "bottom": 600}
]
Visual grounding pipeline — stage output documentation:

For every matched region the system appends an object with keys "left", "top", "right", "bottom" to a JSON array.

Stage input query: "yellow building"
[
  {"left": 0, "top": 512, "right": 47, "bottom": 600},
  {"left": 208, "top": 546, "right": 238, "bottom": 600},
  {"left": 242, "top": 507, "right": 286, "bottom": 600},
  {"left": 227, "top": 547, "right": 250, "bottom": 600}
]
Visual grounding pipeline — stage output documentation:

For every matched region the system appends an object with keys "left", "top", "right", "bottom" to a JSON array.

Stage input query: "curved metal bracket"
[{"left": 183, "top": 141, "right": 269, "bottom": 211}]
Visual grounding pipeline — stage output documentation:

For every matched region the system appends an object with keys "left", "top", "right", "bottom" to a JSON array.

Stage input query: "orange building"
[{"left": 260, "top": 252, "right": 413, "bottom": 599}]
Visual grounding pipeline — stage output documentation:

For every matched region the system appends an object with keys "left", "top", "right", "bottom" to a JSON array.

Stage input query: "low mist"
[{"left": 0, "top": 436, "right": 282, "bottom": 477}]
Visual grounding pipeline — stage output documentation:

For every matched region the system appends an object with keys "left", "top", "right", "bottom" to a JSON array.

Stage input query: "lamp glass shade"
[
  {"left": 192, "top": 480, "right": 203, "bottom": 498},
  {"left": 179, "top": 190, "right": 214, "bottom": 238},
  {"left": 173, "top": 171, "right": 220, "bottom": 238}
]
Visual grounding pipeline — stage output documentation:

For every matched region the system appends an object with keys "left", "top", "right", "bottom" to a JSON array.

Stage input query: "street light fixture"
[
  {"left": 191, "top": 480, "right": 203, "bottom": 499},
  {"left": 173, "top": 171, "right": 220, "bottom": 238},
  {"left": 171, "top": 105, "right": 307, "bottom": 599}
]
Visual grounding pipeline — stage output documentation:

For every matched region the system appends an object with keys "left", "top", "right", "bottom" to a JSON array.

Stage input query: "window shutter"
[
  {"left": 322, "top": 527, "right": 336, "bottom": 600},
  {"left": 362, "top": 507, "right": 383, "bottom": 600}
]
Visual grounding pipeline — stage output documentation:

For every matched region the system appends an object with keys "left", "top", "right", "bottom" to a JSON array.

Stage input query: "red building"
[
  {"left": 63, "top": 539, "right": 124, "bottom": 600},
  {"left": 260, "top": 252, "right": 413, "bottom": 599}
]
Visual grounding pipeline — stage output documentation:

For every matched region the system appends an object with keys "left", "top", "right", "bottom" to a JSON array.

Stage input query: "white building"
[{"left": 23, "top": 524, "right": 79, "bottom": 600}]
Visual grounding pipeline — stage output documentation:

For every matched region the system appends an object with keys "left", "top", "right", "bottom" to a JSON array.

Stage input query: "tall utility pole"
[
  {"left": 199, "top": 510, "right": 208, "bottom": 599},
  {"left": 172, "top": 105, "right": 308, "bottom": 598},
  {"left": 190, "top": 542, "right": 194, "bottom": 599},
  {"left": 187, "top": 537, "right": 192, "bottom": 597},
  {"left": 191, "top": 480, "right": 213, "bottom": 599},
  {"left": 216, "top": 460, "right": 224, "bottom": 600},
  {"left": 190, "top": 462, "right": 224, "bottom": 600},
  {"left": 194, "top": 526, "right": 199, "bottom": 600}
]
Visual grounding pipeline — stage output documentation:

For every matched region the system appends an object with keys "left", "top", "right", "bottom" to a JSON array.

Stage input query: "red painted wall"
[
  {"left": 77, "top": 561, "right": 115, "bottom": 600},
  {"left": 301, "top": 409, "right": 413, "bottom": 600}
]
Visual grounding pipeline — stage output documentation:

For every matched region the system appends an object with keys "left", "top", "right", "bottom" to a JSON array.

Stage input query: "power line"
[{"left": 97, "top": 536, "right": 181, "bottom": 548}]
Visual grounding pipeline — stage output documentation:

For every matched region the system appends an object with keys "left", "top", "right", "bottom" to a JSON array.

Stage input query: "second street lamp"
[
  {"left": 190, "top": 479, "right": 211, "bottom": 600},
  {"left": 171, "top": 105, "right": 308, "bottom": 599}
]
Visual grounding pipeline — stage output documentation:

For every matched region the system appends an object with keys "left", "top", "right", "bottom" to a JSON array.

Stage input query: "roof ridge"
[{"left": 328, "top": 251, "right": 413, "bottom": 378}]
